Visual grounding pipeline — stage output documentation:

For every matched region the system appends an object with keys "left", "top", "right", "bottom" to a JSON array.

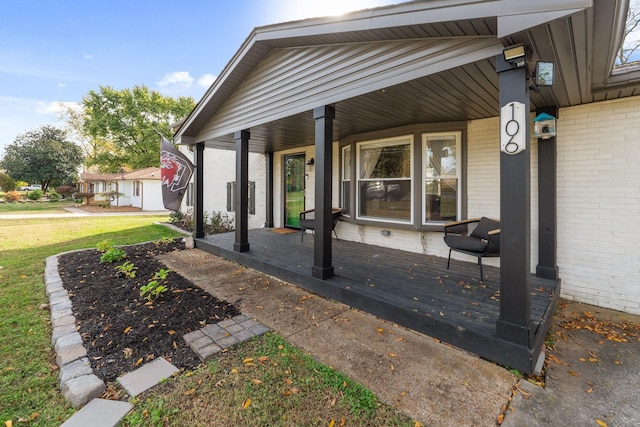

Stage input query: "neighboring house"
[
  {"left": 173, "top": 0, "right": 640, "bottom": 372},
  {"left": 78, "top": 167, "right": 165, "bottom": 211}
]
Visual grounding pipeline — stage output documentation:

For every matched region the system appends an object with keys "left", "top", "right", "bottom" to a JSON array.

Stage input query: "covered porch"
[
  {"left": 174, "top": 1, "right": 631, "bottom": 374},
  {"left": 195, "top": 229, "right": 559, "bottom": 374}
]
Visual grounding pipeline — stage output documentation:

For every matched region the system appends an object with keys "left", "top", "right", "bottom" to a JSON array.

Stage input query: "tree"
[
  {"left": 72, "top": 85, "right": 195, "bottom": 172},
  {"left": 0, "top": 172, "right": 15, "bottom": 191},
  {"left": 0, "top": 125, "right": 83, "bottom": 193},
  {"left": 617, "top": 0, "right": 640, "bottom": 65}
]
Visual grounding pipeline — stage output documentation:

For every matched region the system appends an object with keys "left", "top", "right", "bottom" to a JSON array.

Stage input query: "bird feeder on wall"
[{"left": 533, "top": 112, "right": 557, "bottom": 139}]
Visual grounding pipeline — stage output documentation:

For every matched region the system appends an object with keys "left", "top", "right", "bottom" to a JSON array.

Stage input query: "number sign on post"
[{"left": 500, "top": 101, "right": 526, "bottom": 155}]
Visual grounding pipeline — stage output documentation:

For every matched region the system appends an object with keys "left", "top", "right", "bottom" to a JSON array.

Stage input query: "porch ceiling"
[{"left": 175, "top": 0, "right": 634, "bottom": 154}]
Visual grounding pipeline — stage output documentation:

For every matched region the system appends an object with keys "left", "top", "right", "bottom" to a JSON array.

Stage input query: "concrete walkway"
[{"left": 0, "top": 207, "right": 170, "bottom": 219}]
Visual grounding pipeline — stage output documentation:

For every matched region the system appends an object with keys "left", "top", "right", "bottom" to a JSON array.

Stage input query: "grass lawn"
[
  {"left": 0, "top": 214, "right": 183, "bottom": 426},
  {"left": 0, "top": 214, "right": 416, "bottom": 426},
  {"left": 0, "top": 200, "right": 76, "bottom": 214}
]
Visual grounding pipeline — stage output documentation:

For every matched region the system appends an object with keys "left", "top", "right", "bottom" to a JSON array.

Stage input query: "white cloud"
[
  {"left": 157, "top": 71, "right": 194, "bottom": 88},
  {"left": 198, "top": 73, "right": 217, "bottom": 87},
  {"left": 57, "top": 83, "right": 66, "bottom": 88},
  {"left": 84, "top": 53, "right": 94, "bottom": 60},
  {"left": 0, "top": 98, "right": 80, "bottom": 155}
]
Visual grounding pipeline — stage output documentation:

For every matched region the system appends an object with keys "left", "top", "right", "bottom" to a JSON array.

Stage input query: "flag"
[{"left": 160, "top": 136, "right": 194, "bottom": 211}]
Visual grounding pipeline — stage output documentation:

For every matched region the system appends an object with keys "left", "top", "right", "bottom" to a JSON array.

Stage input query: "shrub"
[
  {"left": 3, "top": 191, "right": 22, "bottom": 202},
  {"left": 101, "top": 190, "right": 124, "bottom": 202},
  {"left": 26, "top": 189, "right": 44, "bottom": 200},
  {"left": 96, "top": 240, "right": 114, "bottom": 253},
  {"left": 74, "top": 192, "right": 95, "bottom": 205},
  {"left": 100, "top": 247, "right": 127, "bottom": 263},
  {"left": 48, "top": 190, "right": 61, "bottom": 201},
  {"left": 55, "top": 186, "right": 76, "bottom": 198},
  {"left": 206, "top": 210, "right": 235, "bottom": 234}
]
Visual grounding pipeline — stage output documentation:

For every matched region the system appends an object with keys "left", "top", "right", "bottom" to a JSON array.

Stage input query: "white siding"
[{"left": 196, "top": 38, "right": 503, "bottom": 141}]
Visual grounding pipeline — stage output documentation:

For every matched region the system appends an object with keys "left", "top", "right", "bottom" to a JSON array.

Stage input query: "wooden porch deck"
[{"left": 195, "top": 228, "right": 560, "bottom": 373}]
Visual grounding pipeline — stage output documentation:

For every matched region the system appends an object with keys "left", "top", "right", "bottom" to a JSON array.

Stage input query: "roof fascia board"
[
  {"left": 497, "top": 8, "right": 586, "bottom": 38},
  {"left": 253, "top": 0, "right": 593, "bottom": 42}
]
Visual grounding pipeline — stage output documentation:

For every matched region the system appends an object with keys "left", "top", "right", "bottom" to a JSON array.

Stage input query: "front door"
[{"left": 284, "top": 154, "right": 306, "bottom": 228}]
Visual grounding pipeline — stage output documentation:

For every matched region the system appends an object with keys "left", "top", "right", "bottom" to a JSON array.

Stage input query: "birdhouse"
[{"left": 533, "top": 112, "right": 557, "bottom": 139}]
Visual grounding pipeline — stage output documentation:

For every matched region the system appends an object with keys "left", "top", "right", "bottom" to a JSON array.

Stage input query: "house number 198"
[{"left": 500, "top": 101, "right": 526, "bottom": 155}]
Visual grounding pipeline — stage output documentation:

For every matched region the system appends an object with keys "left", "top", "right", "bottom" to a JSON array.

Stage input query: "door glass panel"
[{"left": 284, "top": 154, "right": 305, "bottom": 227}]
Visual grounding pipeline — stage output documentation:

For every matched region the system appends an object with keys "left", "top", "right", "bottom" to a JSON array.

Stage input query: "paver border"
[{"left": 46, "top": 243, "right": 269, "bottom": 414}]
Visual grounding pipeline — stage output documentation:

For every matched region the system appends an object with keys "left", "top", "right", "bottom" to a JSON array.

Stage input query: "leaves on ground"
[{"left": 58, "top": 240, "right": 239, "bottom": 382}]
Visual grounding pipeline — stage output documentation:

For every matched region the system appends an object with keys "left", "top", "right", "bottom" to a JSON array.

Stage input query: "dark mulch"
[{"left": 58, "top": 239, "right": 239, "bottom": 382}]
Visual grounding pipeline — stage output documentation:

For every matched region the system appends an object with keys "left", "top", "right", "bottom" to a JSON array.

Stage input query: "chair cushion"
[
  {"left": 470, "top": 217, "right": 500, "bottom": 240},
  {"left": 444, "top": 234, "right": 488, "bottom": 253}
]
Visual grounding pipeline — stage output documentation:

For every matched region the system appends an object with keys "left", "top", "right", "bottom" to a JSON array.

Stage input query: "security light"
[
  {"left": 535, "top": 61, "right": 554, "bottom": 86},
  {"left": 503, "top": 44, "right": 526, "bottom": 67}
]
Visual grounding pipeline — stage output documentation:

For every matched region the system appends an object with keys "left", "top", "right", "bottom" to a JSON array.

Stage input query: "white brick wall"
[
  {"left": 201, "top": 148, "right": 266, "bottom": 230},
  {"left": 557, "top": 97, "right": 640, "bottom": 314}
]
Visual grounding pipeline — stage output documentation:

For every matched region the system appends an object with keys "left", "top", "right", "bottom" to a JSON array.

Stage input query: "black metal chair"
[
  {"left": 443, "top": 217, "right": 500, "bottom": 279},
  {"left": 299, "top": 208, "right": 342, "bottom": 242}
]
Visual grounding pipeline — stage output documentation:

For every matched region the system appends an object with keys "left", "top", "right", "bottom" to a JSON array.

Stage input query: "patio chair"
[
  {"left": 299, "top": 208, "right": 342, "bottom": 242},
  {"left": 443, "top": 216, "right": 500, "bottom": 279}
]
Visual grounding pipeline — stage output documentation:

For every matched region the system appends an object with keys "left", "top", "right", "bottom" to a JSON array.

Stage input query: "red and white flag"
[{"left": 160, "top": 136, "right": 194, "bottom": 211}]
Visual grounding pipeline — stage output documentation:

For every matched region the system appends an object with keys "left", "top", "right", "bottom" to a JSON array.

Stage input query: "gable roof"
[{"left": 175, "top": 0, "right": 632, "bottom": 153}]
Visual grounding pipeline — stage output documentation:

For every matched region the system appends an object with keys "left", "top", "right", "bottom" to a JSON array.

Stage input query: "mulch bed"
[{"left": 58, "top": 239, "right": 239, "bottom": 383}]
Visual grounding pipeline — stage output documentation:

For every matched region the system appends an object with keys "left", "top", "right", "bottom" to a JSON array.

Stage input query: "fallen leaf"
[
  {"left": 595, "top": 420, "right": 608, "bottom": 427},
  {"left": 184, "top": 388, "right": 195, "bottom": 396},
  {"left": 251, "top": 378, "right": 262, "bottom": 384},
  {"left": 135, "top": 358, "right": 143, "bottom": 367},
  {"left": 567, "top": 370, "right": 579, "bottom": 376},
  {"left": 241, "top": 398, "right": 251, "bottom": 410},
  {"left": 497, "top": 414, "right": 504, "bottom": 424},
  {"left": 5, "top": 421, "right": 12, "bottom": 427},
  {"left": 376, "top": 327, "right": 384, "bottom": 334},
  {"left": 328, "top": 419, "right": 335, "bottom": 427},
  {"left": 243, "top": 358, "right": 254, "bottom": 364},
  {"left": 414, "top": 422, "right": 424, "bottom": 427},
  {"left": 284, "top": 378, "right": 293, "bottom": 385},
  {"left": 231, "top": 368, "right": 239, "bottom": 374},
  {"left": 395, "top": 337, "right": 404, "bottom": 342},
  {"left": 388, "top": 353, "right": 398, "bottom": 357},
  {"left": 124, "top": 326, "right": 132, "bottom": 334},
  {"left": 258, "top": 356, "right": 269, "bottom": 363},
  {"left": 168, "top": 330, "right": 176, "bottom": 335}
]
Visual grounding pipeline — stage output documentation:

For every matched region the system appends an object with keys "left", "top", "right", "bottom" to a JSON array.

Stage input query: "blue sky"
[{"left": 0, "top": 0, "right": 402, "bottom": 156}]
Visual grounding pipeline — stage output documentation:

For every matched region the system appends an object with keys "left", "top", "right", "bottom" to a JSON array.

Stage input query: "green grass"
[
  {"left": 123, "top": 334, "right": 415, "bottom": 426},
  {"left": 0, "top": 200, "right": 75, "bottom": 214},
  {"left": 0, "top": 213, "right": 416, "bottom": 427},
  {"left": 0, "top": 214, "right": 183, "bottom": 426}
]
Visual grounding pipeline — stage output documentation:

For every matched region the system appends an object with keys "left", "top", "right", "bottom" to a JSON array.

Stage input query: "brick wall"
[{"left": 556, "top": 97, "right": 640, "bottom": 314}]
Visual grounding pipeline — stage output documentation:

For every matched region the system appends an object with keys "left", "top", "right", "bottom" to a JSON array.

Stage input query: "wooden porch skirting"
[{"left": 195, "top": 229, "right": 560, "bottom": 374}]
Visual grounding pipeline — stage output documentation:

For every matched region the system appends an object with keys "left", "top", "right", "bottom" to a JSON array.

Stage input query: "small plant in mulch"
[
  {"left": 115, "top": 261, "right": 138, "bottom": 279},
  {"left": 100, "top": 247, "right": 127, "bottom": 263},
  {"left": 140, "top": 269, "right": 171, "bottom": 302},
  {"left": 59, "top": 238, "right": 240, "bottom": 382}
]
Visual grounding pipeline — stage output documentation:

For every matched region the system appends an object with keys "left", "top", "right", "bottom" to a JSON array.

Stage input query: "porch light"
[{"left": 503, "top": 43, "right": 526, "bottom": 67}]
